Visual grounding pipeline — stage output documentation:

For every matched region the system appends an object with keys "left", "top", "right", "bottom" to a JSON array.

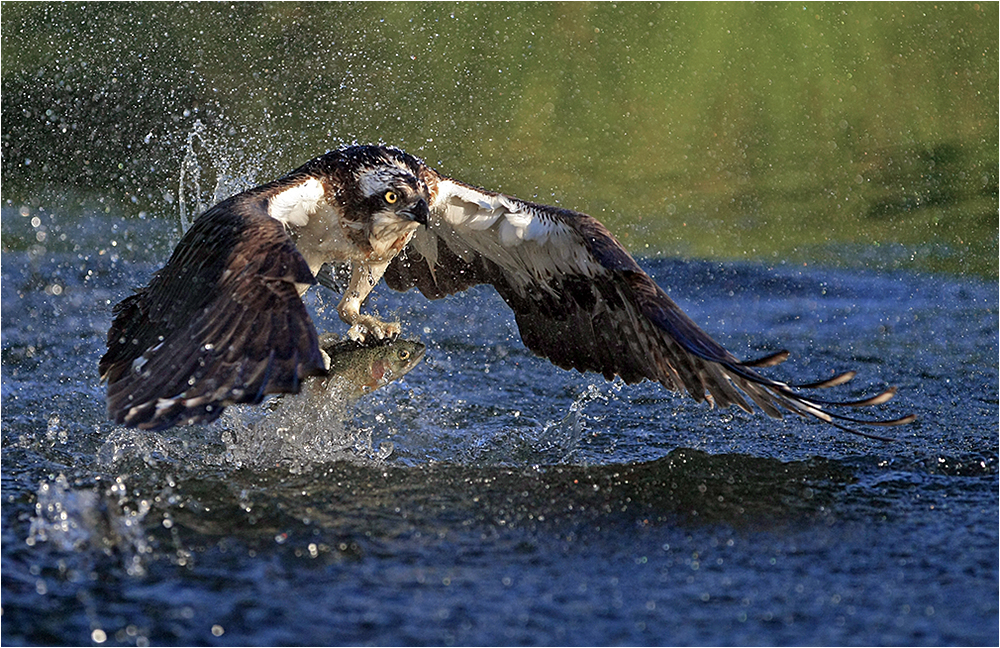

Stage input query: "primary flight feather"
[{"left": 100, "top": 144, "right": 914, "bottom": 435}]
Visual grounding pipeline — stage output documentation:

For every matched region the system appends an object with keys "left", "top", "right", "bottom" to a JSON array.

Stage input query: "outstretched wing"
[
  {"left": 384, "top": 175, "right": 914, "bottom": 438},
  {"left": 100, "top": 190, "right": 327, "bottom": 431}
]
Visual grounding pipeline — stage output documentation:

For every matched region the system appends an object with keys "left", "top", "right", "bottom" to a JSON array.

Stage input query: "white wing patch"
[
  {"left": 268, "top": 178, "right": 325, "bottom": 227},
  {"left": 427, "top": 178, "right": 603, "bottom": 289},
  {"left": 434, "top": 179, "right": 571, "bottom": 246}
]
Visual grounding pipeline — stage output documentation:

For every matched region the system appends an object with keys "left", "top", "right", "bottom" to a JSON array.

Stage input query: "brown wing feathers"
[
  {"left": 386, "top": 185, "right": 912, "bottom": 438},
  {"left": 100, "top": 196, "right": 326, "bottom": 431},
  {"left": 624, "top": 270, "right": 915, "bottom": 436}
]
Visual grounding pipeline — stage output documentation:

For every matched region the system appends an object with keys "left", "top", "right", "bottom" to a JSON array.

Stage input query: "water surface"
[{"left": 2, "top": 211, "right": 996, "bottom": 645}]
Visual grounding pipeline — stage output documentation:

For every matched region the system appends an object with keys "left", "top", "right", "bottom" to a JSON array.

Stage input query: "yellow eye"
[
  {"left": 398, "top": 349, "right": 410, "bottom": 360},
  {"left": 384, "top": 190, "right": 398, "bottom": 204}
]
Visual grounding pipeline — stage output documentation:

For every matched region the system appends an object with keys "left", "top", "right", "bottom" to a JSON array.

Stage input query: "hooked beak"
[{"left": 404, "top": 199, "right": 429, "bottom": 226}]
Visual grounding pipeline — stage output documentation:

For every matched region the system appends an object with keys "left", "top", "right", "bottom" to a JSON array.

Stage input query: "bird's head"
[
  {"left": 356, "top": 165, "right": 429, "bottom": 228},
  {"left": 337, "top": 146, "right": 430, "bottom": 219},
  {"left": 331, "top": 145, "right": 431, "bottom": 254}
]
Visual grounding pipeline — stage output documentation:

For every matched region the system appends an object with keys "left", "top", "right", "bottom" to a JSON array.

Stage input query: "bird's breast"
[
  {"left": 368, "top": 221, "right": 420, "bottom": 262},
  {"left": 291, "top": 202, "right": 365, "bottom": 274}
]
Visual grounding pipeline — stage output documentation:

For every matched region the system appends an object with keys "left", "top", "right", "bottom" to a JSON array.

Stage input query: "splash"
[
  {"left": 177, "top": 119, "right": 259, "bottom": 236},
  {"left": 218, "top": 385, "right": 395, "bottom": 472},
  {"left": 461, "top": 381, "right": 621, "bottom": 466},
  {"left": 535, "top": 382, "right": 616, "bottom": 462},
  {"left": 177, "top": 119, "right": 212, "bottom": 234},
  {"left": 26, "top": 474, "right": 152, "bottom": 577}
]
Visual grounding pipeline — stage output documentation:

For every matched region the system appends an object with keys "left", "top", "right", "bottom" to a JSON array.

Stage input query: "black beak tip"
[{"left": 411, "top": 199, "right": 429, "bottom": 225}]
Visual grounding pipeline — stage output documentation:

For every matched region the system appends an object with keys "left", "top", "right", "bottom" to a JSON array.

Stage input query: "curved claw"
[{"left": 347, "top": 315, "right": 401, "bottom": 343}]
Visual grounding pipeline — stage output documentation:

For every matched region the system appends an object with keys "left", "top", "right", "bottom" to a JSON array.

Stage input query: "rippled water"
[{"left": 2, "top": 210, "right": 997, "bottom": 645}]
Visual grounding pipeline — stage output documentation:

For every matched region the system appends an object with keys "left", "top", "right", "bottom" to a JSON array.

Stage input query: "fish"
[
  {"left": 314, "top": 334, "right": 426, "bottom": 402},
  {"left": 259, "top": 334, "right": 425, "bottom": 423}
]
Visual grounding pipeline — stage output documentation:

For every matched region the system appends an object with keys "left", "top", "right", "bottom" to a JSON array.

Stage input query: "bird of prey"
[{"left": 99, "top": 144, "right": 914, "bottom": 436}]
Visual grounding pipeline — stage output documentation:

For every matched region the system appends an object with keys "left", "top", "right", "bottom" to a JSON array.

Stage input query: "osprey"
[{"left": 100, "top": 144, "right": 914, "bottom": 436}]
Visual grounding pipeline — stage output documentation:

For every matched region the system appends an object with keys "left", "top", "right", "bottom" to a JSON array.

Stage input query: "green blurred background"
[{"left": 2, "top": 2, "right": 997, "bottom": 275}]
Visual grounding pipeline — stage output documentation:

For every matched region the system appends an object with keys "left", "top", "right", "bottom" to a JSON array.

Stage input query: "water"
[
  {"left": 2, "top": 209, "right": 996, "bottom": 645},
  {"left": 4, "top": 3, "right": 997, "bottom": 275}
]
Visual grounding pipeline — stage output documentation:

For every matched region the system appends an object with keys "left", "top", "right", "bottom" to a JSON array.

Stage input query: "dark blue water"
[{"left": 2, "top": 210, "right": 997, "bottom": 646}]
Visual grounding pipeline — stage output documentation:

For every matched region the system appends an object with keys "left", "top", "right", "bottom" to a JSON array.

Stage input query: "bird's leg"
[{"left": 337, "top": 259, "right": 400, "bottom": 342}]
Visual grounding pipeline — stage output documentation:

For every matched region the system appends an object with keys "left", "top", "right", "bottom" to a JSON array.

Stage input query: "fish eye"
[
  {"left": 384, "top": 190, "right": 398, "bottom": 204},
  {"left": 398, "top": 349, "right": 410, "bottom": 360}
]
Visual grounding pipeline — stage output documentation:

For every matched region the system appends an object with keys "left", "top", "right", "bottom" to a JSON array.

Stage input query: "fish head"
[
  {"left": 367, "top": 339, "right": 426, "bottom": 389},
  {"left": 321, "top": 336, "right": 425, "bottom": 399}
]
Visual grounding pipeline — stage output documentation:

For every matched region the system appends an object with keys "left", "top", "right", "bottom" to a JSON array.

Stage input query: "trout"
[{"left": 316, "top": 334, "right": 425, "bottom": 401}]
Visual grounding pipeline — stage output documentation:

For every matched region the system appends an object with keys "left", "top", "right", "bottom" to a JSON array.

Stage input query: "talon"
[
  {"left": 381, "top": 322, "right": 402, "bottom": 339},
  {"left": 347, "top": 324, "right": 368, "bottom": 343},
  {"left": 346, "top": 315, "right": 400, "bottom": 343}
]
